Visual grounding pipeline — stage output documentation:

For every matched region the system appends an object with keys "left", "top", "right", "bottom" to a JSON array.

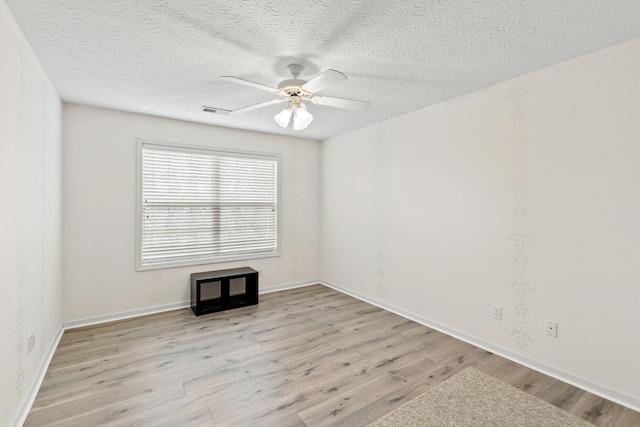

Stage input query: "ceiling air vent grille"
[{"left": 201, "top": 106, "right": 230, "bottom": 114}]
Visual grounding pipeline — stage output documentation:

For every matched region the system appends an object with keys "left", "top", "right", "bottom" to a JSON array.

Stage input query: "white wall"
[
  {"left": 0, "top": 2, "right": 64, "bottom": 426},
  {"left": 63, "top": 105, "right": 320, "bottom": 322},
  {"left": 321, "top": 38, "right": 640, "bottom": 408}
]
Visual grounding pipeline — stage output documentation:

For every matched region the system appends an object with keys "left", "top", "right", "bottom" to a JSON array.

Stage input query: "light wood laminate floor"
[{"left": 25, "top": 285, "right": 640, "bottom": 426}]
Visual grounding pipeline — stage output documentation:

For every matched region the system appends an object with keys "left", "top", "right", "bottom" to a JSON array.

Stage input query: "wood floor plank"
[
  {"left": 571, "top": 392, "right": 640, "bottom": 426},
  {"left": 24, "top": 383, "right": 186, "bottom": 426},
  {"left": 25, "top": 284, "right": 639, "bottom": 426},
  {"left": 297, "top": 368, "right": 424, "bottom": 426},
  {"left": 105, "top": 395, "right": 216, "bottom": 427},
  {"left": 29, "top": 381, "right": 92, "bottom": 412}
]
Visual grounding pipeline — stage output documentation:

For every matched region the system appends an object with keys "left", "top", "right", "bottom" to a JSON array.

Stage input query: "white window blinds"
[{"left": 138, "top": 142, "right": 278, "bottom": 269}]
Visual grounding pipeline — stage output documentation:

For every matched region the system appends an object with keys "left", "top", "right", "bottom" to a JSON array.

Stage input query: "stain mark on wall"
[
  {"left": 147, "top": 271, "right": 165, "bottom": 303},
  {"left": 507, "top": 79, "right": 535, "bottom": 350},
  {"left": 374, "top": 124, "right": 389, "bottom": 298},
  {"left": 288, "top": 140, "right": 300, "bottom": 281}
]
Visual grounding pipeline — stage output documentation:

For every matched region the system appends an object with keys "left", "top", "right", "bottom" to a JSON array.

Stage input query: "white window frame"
[{"left": 135, "top": 139, "right": 280, "bottom": 271}]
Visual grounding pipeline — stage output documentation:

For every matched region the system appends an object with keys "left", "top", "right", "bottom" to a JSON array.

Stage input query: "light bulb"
[
  {"left": 274, "top": 108, "right": 292, "bottom": 127},
  {"left": 293, "top": 103, "right": 313, "bottom": 130}
]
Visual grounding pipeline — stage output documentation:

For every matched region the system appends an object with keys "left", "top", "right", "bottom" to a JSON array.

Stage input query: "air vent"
[{"left": 202, "top": 106, "right": 230, "bottom": 115}]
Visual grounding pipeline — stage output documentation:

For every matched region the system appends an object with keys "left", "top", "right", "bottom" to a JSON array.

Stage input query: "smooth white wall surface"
[
  {"left": 0, "top": 2, "right": 63, "bottom": 425},
  {"left": 321, "top": 38, "right": 640, "bottom": 406},
  {"left": 63, "top": 105, "right": 320, "bottom": 322}
]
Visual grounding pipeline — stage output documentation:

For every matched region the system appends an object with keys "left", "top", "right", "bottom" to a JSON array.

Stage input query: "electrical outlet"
[
  {"left": 546, "top": 321, "right": 558, "bottom": 338},
  {"left": 492, "top": 305, "right": 502, "bottom": 320}
]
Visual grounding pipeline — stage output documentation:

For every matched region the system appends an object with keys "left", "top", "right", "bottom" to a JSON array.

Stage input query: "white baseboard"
[
  {"left": 259, "top": 279, "right": 320, "bottom": 294},
  {"left": 12, "top": 324, "right": 64, "bottom": 427},
  {"left": 64, "top": 279, "right": 320, "bottom": 330},
  {"left": 319, "top": 280, "right": 640, "bottom": 413},
  {"left": 64, "top": 300, "right": 191, "bottom": 330}
]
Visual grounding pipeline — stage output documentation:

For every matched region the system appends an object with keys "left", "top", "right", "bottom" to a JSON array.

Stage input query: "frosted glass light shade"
[
  {"left": 293, "top": 103, "right": 313, "bottom": 130},
  {"left": 274, "top": 108, "right": 292, "bottom": 127}
]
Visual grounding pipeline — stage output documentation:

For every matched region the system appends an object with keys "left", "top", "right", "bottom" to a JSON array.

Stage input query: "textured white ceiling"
[{"left": 6, "top": 0, "right": 640, "bottom": 140}]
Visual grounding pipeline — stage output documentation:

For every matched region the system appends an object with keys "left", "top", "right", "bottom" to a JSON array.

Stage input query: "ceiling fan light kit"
[
  {"left": 274, "top": 107, "right": 292, "bottom": 127},
  {"left": 292, "top": 103, "right": 313, "bottom": 130},
  {"left": 274, "top": 95, "right": 314, "bottom": 130},
  {"left": 213, "top": 64, "right": 371, "bottom": 131}
]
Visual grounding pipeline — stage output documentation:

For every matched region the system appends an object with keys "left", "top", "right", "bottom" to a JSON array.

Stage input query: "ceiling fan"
[{"left": 204, "top": 64, "right": 371, "bottom": 131}]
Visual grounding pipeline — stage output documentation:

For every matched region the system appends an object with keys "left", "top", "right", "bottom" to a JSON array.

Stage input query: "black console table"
[{"left": 190, "top": 267, "right": 259, "bottom": 316}]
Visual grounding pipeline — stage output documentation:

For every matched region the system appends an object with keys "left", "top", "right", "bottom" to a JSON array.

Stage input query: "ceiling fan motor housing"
[{"left": 278, "top": 79, "right": 310, "bottom": 98}]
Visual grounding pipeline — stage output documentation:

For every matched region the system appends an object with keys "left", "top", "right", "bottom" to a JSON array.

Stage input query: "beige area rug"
[{"left": 368, "top": 367, "right": 594, "bottom": 427}]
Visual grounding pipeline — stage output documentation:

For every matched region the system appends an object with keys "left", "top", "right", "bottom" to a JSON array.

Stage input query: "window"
[{"left": 136, "top": 141, "right": 278, "bottom": 270}]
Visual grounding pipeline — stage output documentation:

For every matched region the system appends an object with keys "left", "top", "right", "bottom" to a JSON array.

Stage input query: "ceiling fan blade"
[
  {"left": 221, "top": 76, "right": 280, "bottom": 94},
  {"left": 310, "top": 96, "right": 371, "bottom": 111},
  {"left": 228, "top": 98, "right": 286, "bottom": 115},
  {"left": 302, "top": 69, "right": 347, "bottom": 93}
]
